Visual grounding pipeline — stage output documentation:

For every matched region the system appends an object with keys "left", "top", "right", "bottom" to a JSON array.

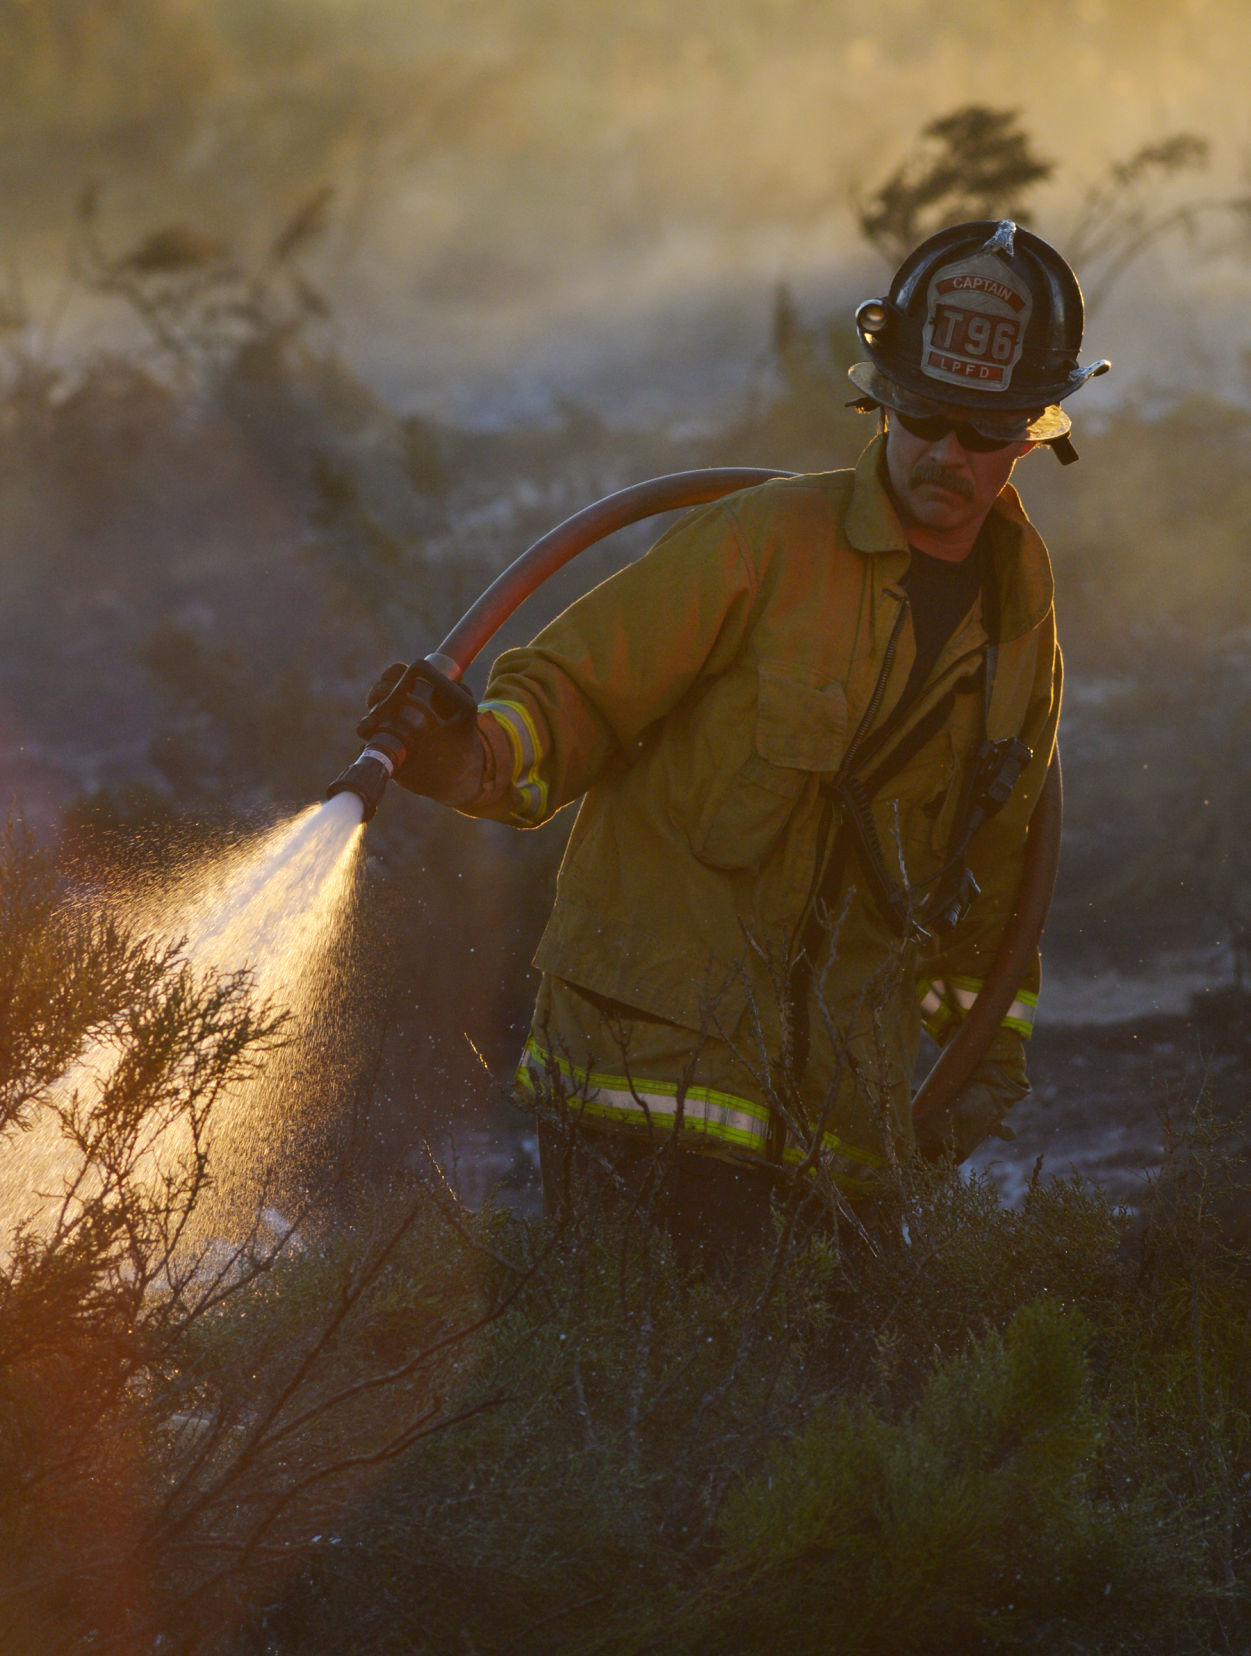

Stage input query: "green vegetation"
[
  {"left": 1, "top": 831, "right": 1248, "bottom": 1653},
  {"left": 0, "top": 823, "right": 521, "bottom": 1654}
]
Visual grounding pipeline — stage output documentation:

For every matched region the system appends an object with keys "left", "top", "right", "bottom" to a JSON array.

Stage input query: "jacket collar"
[{"left": 843, "top": 434, "right": 1054, "bottom": 641}]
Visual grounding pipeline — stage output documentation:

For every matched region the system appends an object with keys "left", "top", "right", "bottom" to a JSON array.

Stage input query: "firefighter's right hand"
[
  {"left": 913, "top": 1063, "right": 1021, "bottom": 1165},
  {"left": 358, "top": 659, "right": 484, "bottom": 806}
]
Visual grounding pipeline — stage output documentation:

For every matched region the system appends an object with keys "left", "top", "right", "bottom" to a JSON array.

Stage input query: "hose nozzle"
[{"left": 326, "top": 741, "right": 401, "bottom": 822}]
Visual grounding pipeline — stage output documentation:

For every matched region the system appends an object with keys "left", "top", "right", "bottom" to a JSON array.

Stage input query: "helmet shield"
[{"left": 920, "top": 245, "right": 1033, "bottom": 393}]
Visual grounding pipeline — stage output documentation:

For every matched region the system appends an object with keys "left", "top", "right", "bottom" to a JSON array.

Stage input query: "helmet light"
[{"left": 855, "top": 299, "right": 889, "bottom": 339}]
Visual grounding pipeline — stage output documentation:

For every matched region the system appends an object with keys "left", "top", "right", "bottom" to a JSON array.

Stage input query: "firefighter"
[{"left": 366, "top": 220, "right": 1108, "bottom": 1258}]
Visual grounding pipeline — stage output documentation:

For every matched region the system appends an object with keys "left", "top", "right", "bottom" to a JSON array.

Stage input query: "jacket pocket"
[{"left": 693, "top": 666, "right": 848, "bottom": 871}]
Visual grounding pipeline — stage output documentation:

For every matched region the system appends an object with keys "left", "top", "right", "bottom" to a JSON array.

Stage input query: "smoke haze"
[{"left": 4, "top": 0, "right": 1250, "bottom": 419}]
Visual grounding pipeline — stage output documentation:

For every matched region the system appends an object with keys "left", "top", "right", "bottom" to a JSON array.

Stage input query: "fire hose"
[{"left": 327, "top": 467, "right": 1063, "bottom": 1121}]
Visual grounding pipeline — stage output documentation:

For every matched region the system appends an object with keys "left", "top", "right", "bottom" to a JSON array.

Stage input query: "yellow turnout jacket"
[{"left": 467, "top": 436, "right": 1061, "bottom": 1178}]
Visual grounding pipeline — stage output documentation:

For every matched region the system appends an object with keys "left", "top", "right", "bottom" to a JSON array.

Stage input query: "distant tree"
[
  {"left": 853, "top": 105, "right": 1251, "bottom": 314},
  {"left": 1064, "top": 132, "right": 1249, "bottom": 312},
  {"left": 856, "top": 105, "right": 1054, "bottom": 265},
  {"left": 70, "top": 181, "right": 336, "bottom": 374}
]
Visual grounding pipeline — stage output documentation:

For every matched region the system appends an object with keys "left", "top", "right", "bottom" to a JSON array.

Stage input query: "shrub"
[{"left": 2, "top": 822, "right": 1249, "bottom": 1654}]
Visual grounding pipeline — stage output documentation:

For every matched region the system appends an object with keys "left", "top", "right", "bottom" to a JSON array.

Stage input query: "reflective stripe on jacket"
[{"left": 468, "top": 435, "right": 1061, "bottom": 1168}]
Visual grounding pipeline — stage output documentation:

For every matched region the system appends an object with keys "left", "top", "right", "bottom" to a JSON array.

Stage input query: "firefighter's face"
[{"left": 883, "top": 412, "right": 1033, "bottom": 546}]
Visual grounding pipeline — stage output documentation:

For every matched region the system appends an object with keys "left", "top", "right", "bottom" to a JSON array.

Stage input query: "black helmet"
[{"left": 848, "top": 220, "right": 1110, "bottom": 447}]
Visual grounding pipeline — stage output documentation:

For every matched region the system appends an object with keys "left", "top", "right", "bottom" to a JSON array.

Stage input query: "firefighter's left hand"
[{"left": 914, "top": 1063, "right": 1021, "bottom": 1164}]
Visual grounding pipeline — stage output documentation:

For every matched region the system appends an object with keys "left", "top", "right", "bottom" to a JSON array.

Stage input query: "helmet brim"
[{"left": 847, "top": 362, "right": 1072, "bottom": 443}]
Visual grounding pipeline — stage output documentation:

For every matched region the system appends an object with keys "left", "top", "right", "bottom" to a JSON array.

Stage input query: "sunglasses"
[{"left": 894, "top": 411, "right": 1027, "bottom": 452}]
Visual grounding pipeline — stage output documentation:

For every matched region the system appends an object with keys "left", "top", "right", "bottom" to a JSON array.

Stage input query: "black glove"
[
  {"left": 363, "top": 661, "right": 409, "bottom": 719},
  {"left": 913, "top": 1062, "right": 1021, "bottom": 1165},
  {"left": 358, "top": 659, "right": 483, "bottom": 803}
]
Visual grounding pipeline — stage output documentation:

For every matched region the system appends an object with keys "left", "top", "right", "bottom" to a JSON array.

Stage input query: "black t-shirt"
[{"left": 899, "top": 543, "right": 983, "bottom": 707}]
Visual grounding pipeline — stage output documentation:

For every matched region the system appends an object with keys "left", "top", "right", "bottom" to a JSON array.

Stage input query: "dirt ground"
[{"left": 966, "top": 984, "right": 1251, "bottom": 1208}]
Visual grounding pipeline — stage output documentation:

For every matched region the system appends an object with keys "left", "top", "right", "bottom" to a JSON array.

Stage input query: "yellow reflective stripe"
[
  {"left": 520, "top": 1037, "right": 771, "bottom": 1145},
  {"left": 917, "top": 977, "right": 958, "bottom": 1041},
  {"left": 943, "top": 976, "right": 982, "bottom": 1012},
  {"left": 481, "top": 699, "right": 549, "bottom": 823},
  {"left": 948, "top": 974, "right": 1038, "bottom": 1036},
  {"left": 918, "top": 976, "right": 1038, "bottom": 1039},
  {"left": 1001, "top": 990, "right": 1038, "bottom": 1036},
  {"left": 517, "top": 1037, "right": 881, "bottom": 1170}
]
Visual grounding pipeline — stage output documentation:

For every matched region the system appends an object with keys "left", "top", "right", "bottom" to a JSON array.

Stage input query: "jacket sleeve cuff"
[
  {"left": 456, "top": 701, "right": 551, "bottom": 825},
  {"left": 917, "top": 974, "right": 1038, "bottom": 1044}
]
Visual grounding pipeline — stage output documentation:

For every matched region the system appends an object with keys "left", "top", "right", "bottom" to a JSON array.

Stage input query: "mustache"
[{"left": 909, "top": 460, "right": 975, "bottom": 502}]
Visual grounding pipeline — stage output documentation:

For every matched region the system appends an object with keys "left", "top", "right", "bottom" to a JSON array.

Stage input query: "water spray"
[{"left": 323, "top": 467, "right": 1063, "bottom": 1120}]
